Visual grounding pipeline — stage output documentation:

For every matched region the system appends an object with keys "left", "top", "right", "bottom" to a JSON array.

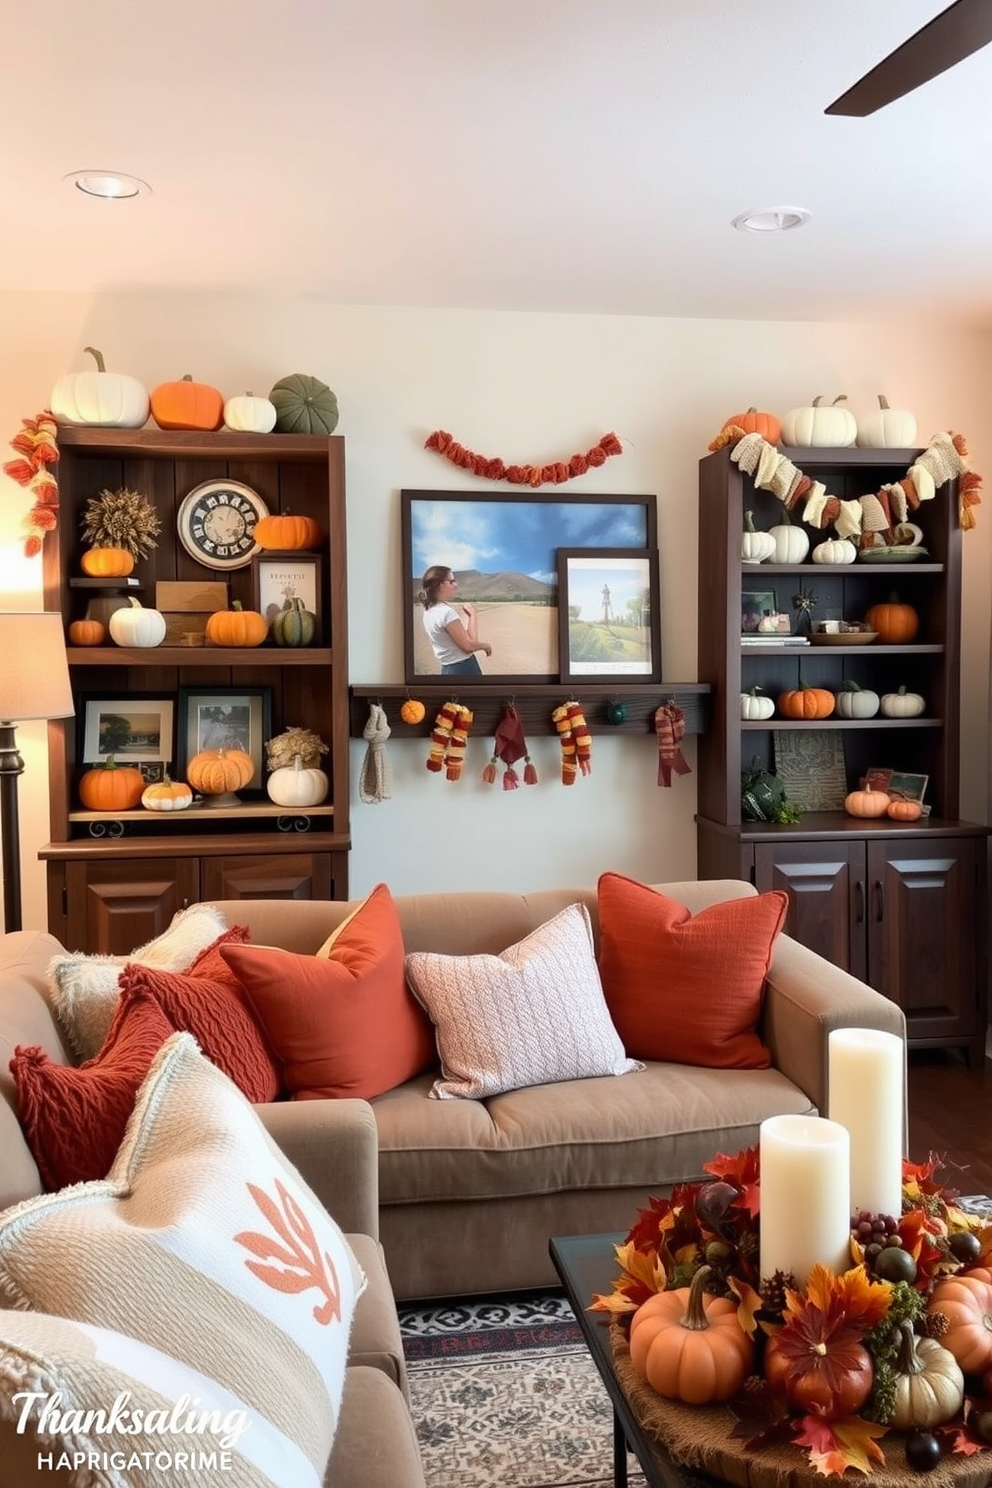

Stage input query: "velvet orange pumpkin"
[
  {"left": 253, "top": 512, "right": 324, "bottom": 551},
  {"left": 67, "top": 619, "right": 106, "bottom": 647},
  {"left": 186, "top": 747, "right": 255, "bottom": 795},
  {"left": 887, "top": 798, "right": 923, "bottom": 821},
  {"left": 204, "top": 601, "right": 268, "bottom": 648},
  {"left": 150, "top": 373, "right": 224, "bottom": 432},
  {"left": 845, "top": 787, "right": 891, "bottom": 818},
  {"left": 628, "top": 1267, "right": 754, "bottom": 1406},
  {"left": 80, "top": 546, "right": 135, "bottom": 578},
  {"left": 777, "top": 683, "right": 835, "bottom": 720},
  {"left": 865, "top": 598, "right": 919, "bottom": 644},
  {"left": 79, "top": 756, "right": 146, "bottom": 812},
  {"left": 722, "top": 406, "right": 781, "bottom": 444},
  {"left": 928, "top": 1274, "right": 992, "bottom": 1375},
  {"left": 764, "top": 1326, "right": 873, "bottom": 1421}
]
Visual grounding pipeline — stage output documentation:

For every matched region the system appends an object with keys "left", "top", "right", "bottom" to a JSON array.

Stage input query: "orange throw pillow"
[
  {"left": 596, "top": 874, "right": 787, "bottom": 1068},
  {"left": 219, "top": 883, "right": 436, "bottom": 1100}
]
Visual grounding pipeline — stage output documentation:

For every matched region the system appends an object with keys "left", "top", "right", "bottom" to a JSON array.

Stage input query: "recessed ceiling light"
[
  {"left": 732, "top": 207, "right": 811, "bottom": 234},
  {"left": 64, "top": 170, "right": 150, "bottom": 200}
]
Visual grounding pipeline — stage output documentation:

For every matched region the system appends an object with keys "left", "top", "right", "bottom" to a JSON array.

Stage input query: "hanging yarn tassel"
[
  {"left": 482, "top": 704, "right": 536, "bottom": 791},
  {"left": 427, "top": 701, "right": 458, "bottom": 772},
  {"left": 359, "top": 703, "right": 393, "bottom": 804},
  {"left": 654, "top": 702, "right": 691, "bottom": 788},
  {"left": 444, "top": 704, "right": 473, "bottom": 781},
  {"left": 523, "top": 754, "right": 538, "bottom": 785},
  {"left": 566, "top": 702, "right": 592, "bottom": 776}
]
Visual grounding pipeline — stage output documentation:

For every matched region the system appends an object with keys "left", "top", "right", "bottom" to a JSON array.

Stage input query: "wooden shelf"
[
  {"left": 68, "top": 802, "right": 334, "bottom": 825},
  {"left": 67, "top": 646, "right": 332, "bottom": 666}
]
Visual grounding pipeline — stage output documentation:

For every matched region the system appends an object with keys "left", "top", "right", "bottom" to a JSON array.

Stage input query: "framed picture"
[
  {"left": 252, "top": 552, "right": 323, "bottom": 635},
  {"left": 741, "top": 590, "right": 778, "bottom": 633},
  {"left": 557, "top": 548, "right": 661, "bottom": 683},
  {"left": 80, "top": 695, "right": 174, "bottom": 766},
  {"left": 176, "top": 686, "right": 272, "bottom": 794},
  {"left": 402, "top": 489, "right": 657, "bottom": 684}
]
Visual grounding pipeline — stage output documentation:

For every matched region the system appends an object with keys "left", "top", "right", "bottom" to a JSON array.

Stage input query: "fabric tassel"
[
  {"left": 427, "top": 702, "right": 458, "bottom": 773},
  {"left": 552, "top": 702, "right": 577, "bottom": 785},
  {"left": 502, "top": 766, "right": 519, "bottom": 790},
  {"left": 566, "top": 702, "right": 592, "bottom": 776},
  {"left": 654, "top": 702, "right": 691, "bottom": 787},
  {"left": 523, "top": 756, "right": 538, "bottom": 785},
  {"left": 444, "top": 704, "right": 473, "bottom": 781}
]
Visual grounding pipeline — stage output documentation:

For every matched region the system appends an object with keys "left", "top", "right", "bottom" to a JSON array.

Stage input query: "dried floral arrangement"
[
  {"left": 265, "top": 726, "right": 328, "bottom": 771},
  {"left": 82, "top": 486, "right": 162, "bottom": 558}
]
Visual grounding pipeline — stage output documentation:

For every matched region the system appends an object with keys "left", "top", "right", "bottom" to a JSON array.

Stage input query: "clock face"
[{"left": 177, "top": 480, "right": 270, "bottom": 570}]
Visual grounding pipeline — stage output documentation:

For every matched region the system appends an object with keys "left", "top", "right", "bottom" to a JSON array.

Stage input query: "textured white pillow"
[
  {"left": 48, "top": 902, "right": 229, "bottom": 1059},
  {"left": 405, "top": 902, "right": 642, "bottom": 1099},
  {"left": 0, "top": 1033, "right": 364, "bottom": 1488}
]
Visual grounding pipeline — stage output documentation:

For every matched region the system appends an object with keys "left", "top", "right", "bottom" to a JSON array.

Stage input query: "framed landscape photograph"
[
  {"left": 557, "top": 548, "right": 661, "bottom": 683},
  {"left": 401, "top": 489, "right": 657, "bottom": 684},
  {"left": 80, "top": 695, "right": 174, "bottom": 766},
  {"left": 176, "top": 686, "right": 272, "bottom": 793}
]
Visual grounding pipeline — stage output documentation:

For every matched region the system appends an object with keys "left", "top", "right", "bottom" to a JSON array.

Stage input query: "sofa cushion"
[
  {"left": 0, "top": 1033, "right": 364, "bottom": 1487},
  {"left": 220, "top": 884, "right": 435, "bottom": 1101},
  {"left": 403, "top": 903, "right": 641, "bottom": 1100},
  {"left": 596, "top": 873, "right": 787, "bottom": 1068}
]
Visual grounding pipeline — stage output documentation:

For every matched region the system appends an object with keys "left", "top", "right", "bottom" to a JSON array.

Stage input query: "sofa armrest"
[
  {"left": 258, "top": 1098, "right": 380, "bottom": 1238},
  {"left": 762, "top": 934, "right": 906, "bottom": 1114}
]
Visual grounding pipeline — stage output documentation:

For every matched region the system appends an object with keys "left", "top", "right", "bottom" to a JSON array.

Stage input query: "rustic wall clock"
[{"left": 177, "top": 479, "right": 270, "bottom": 570}]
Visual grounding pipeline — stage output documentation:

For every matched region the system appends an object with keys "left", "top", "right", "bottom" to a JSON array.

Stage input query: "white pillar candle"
[
  {"left": 828, "top": 1027, "right": 904, "bottom": 1221},
  {"left": 759, "top": 1114, "right": 851, "bottom": 1285}
]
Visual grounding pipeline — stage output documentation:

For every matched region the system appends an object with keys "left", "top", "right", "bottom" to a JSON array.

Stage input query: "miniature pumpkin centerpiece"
[
  {"left": 150, "top": 373, "right": 224, "bottom": 431},
  {"left": 222, "top": 390, "right": 277, "bottom": 433},
  {"left": 722, "top": 407, "right": 781, "bottom": 444},
  {"left": 80, "top": 546, "right": 134, "bottom": 578},
  {"left": 204, "top": 600, "right": 269, "bottom": 648},
  {"left": 141, "top": 774, "right": 194, "bottom": 812},
  {"left": 80, "top": 487, "right": 161, "bottom": 603},
  {"left": 844, "top": 786, "right": 891, "bottom": 818},
  {"left": 108, "top": 596, "right": 167, "bottom": 648},
  {"left": 67, "top": 618, "right": 106, "bottom": 647},
  {"left": 186, "top": 746, "right": 256, "bottom": 806},
  {"left": 79, "top": 756, "right": 146, "bottom": 812},
  {"left": 887, "top": 797, "right": 923, "bottom": 821},
  {"left": 628, "top": 1266, "right": 754, "bottom": 1406},
  {"left": 865, "top": 596, "right": 919, "bottom": 643},
  {"left": 780, "top": 394, "right": 857, "bottom": 449},
  {"left": 777, "top": 681, "right": 835, "bottom": 720}
]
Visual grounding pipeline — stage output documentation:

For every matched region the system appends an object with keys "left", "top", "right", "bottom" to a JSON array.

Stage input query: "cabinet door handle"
[
  {"left": 874, "top": 880, "right": 884, "bottom": 922},
  {"left": 855, "top": 880, "right": 865, "bottom": 925}
]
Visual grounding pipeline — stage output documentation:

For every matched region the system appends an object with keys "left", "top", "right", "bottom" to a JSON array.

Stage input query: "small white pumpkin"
[
  {"left": 741, "top": 511, "right": 776, "bottom": 564},
  {"left": 107, "top": 596, "right": 167, "bottom": 648},
  {"left": 141, "top": 775, "right": 194, "bottom": 812},
  {"left": 834, "top": 681, "right": 880, "bottom": 719},
  {"left": 880, "top": 686, "right": 925, "bottom": 718},
  {"left": 266, "top": 753, "right": 329, "bottom": 808},
  {"left": 740, "top": 687, "right": 774, "bottom": 721},
  {"left": 780, "top": 395, "right": 857, "bottom": 449},
  {"left": 856, "top": 395, "right": 918, "bottom": 450},
  {"left": 223, "top": 390, "right": 277, "bottom": 434},
  {"left": 812, "top": 537, "right": 857, "bottom": 565},
  {"left": 50, "top": 346, "right": 150, "bottom": 429},
  {"left": 767, "top": 509, "right": 810, "bottom": 564}
]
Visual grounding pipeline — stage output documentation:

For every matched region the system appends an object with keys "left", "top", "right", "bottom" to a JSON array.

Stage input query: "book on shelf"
[{"left": 740, "top": 634, "right": 810, "bottom": 646}]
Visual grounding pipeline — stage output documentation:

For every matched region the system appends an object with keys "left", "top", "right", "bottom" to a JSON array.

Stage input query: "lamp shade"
[{"left": 0, "top": 613, "right": 74, "bottom": 722}]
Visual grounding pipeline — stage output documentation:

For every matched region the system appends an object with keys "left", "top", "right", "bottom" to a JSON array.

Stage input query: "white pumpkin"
[
  {"left": 141, "top": 777, "right": 194, "bottom": 812},
  {"left": 108, "top": 596, "right": 167, "bottom": 648},
  {"left": 856, "top": 395, "right": 918, "bottom": 450},
  {"left": 812, "top": 537, "right": 857, "bottom": 565},
  {"left": 780, "top": 395, "right": 857, "bottom": 449},
  {"left": 223, "top": 391, "right": 277, "bottom": 433},
  {"left": 767, "top": 511, "right": 810, "bottom": 564},
  {"left": 266, "top": 753, "right": 329, "bottom": 808},
  {"left": 740, "top": 687, "right": 774, "bottom": 720},
  {"left": 50, "top": 346, "right": 150, "bottom": 429},
  {"left": 741, "top": 511, "right": 776, "bottom": 564},
  {"left": 880, "top": 686, "right": 925, "bottom": 718},
  {"left": 835, "top": 681, "right": 880, "bottom": 719}
]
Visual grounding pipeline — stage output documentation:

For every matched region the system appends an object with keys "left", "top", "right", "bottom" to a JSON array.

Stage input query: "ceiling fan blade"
[{"left": 825, "top": 0, "right": 992, "bottom": 116}]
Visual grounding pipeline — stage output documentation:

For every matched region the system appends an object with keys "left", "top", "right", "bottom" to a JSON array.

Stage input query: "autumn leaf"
[
  {"left": 235, "top": 1176, "right": 342, "bottom": 1326},
  {"left": 796, "top": 1414, "right": 887, "bottom": 1476},
  {"left": 588, "top": 1240, "right": 666, "bottom": 1313},
  {"left": 704, "top": 1145, "right": 761, "bottom": 1218},
  {"left": 727, "top": 1276, "right": 763, "bottom": 1337},
  {"left": 937, "top": 1401, "right": 992, "bottom": 1457},
  {"left": 727, "top": 1387, "right": 793, "bottom": 1449},
  {"left": 794, "top": 1264, "right": 892, "bottom": 1333}
]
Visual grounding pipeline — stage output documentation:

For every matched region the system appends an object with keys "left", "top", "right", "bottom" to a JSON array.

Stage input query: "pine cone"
[{"left": 924, "top": 1310, "right": 949, "bottom": 1338}]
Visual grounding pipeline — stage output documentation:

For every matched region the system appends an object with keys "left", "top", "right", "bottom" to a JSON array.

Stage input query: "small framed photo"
[
  {"left": 177, "top": 686, "right": 272, "bottom": 794},
  {"left": 885, "top": 771, "right": 929, "bottom": 805},
  {"left": 742, "top": 590, "right": 778, "bottom": 633},
  {"left": 252, "top": 552, "right": 322, "bottom": 636},
  {"left": 80, "top": 695, "right": 174, "bottom": 766},
  {"left": 556, "top": 548, "right": 661, "bottom": 683}
]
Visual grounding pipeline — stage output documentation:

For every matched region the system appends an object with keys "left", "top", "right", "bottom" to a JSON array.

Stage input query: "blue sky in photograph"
[
  {"left": 409, "top": 498, "right": 648, "bottom": 582},
  {"left": 566, "top": 557, "right": 650, "bottom": 621}
]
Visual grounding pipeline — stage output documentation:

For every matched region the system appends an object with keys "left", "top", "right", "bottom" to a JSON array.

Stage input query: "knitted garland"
[
  {"left": 424, "top": 430, "right": 623, "bottom": 487},
  {"left": 552, "top": 702, "right": 592, "bottom": 785},
  {"left": 425, "top": 702, "right": 474, "bottom": 781},
  {"left": 3, "top": 411, "right": 59, "bottom": 557}
]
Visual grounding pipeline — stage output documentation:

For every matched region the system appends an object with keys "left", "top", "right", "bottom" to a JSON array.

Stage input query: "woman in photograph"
[{"left": 418, "top": 565, "right": 492, "bottom": 675}]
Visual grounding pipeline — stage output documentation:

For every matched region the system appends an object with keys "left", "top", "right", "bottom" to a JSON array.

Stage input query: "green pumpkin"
[
  {"left": 271, "top": 596, "right": 317, "bottom": 647},
  {"left": 269, "top": 373, "right": 339, "bottom": 435}
]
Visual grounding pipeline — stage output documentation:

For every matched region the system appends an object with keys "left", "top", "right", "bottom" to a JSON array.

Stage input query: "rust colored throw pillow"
[
  {"left": 119, "top": 926, "right": 281, "bottom": 1104},
  {"left": 219, "top": 883, "right": 436, "bottom": 1100},
  {"left": 596, "top": 873, "right": 788, "bottom": 1068},
  {"left": 10, "top": 984, "right": 175, "bottom": 1190}
]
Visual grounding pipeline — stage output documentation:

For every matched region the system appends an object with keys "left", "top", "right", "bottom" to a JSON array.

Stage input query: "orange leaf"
[
  {"left": 235, "top": 1177, "right": 342, "bottom": 1327},
  {"left": 796, "top": 1415, "right": 887, "bottom": 1477},
  {"left": 727, "top": 1276, "right": 763, "bottom": 1337},
  {"left": 588, "top": 1240, "right": 666, "bottom": 1312}
]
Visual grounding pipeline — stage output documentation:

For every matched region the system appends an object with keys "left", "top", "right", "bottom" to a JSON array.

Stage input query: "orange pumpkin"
[
  {"left": 887, "top": 798, "right": 923, "bottom": 821},
  {"left": 78, "top": 756, "right": 146, "bottom": 811},
  {"left": 865, "top": 598, "right": 919, "bottom": 644},
  {"left": 628, "top": 1266, "right": 754, "bottom": 1405},
  {"left": 81, "top": 546, "right": 135, "bottom": 578},
  {"left": 150, "top": 373, "right": 224, "bottom": 431},
  {"left": 764, "top": 1326, "right": 873, "bottom": 1421},
  {"left": 186, "top": 747, "right": 255, "bottom": 795},
  {"left": 400, "top": 699, "right": 427, "bottom": 725},
  {"left": 253, "top": 512, "right": 324, "bottom": 551},
  {"left": 845, "top": 787, "right": 891, "bottom": 818},
  {"left": 204, "top": 601, "right": 268, "bottom": 648},
  {"left": 928, "top": 1273, "right": 992, "bottom": 1375},
  {"left": 141, "top": 775, "right": 194, "bottom": 812},
  {"left": 722, "top": 406, "right": 781, "bottom": 444},
  {"left": 777, "top": 683, "right": 835, "bottom": 720},
  {"left": 67, "top": 619, "right": 106, "bottom": 647}
]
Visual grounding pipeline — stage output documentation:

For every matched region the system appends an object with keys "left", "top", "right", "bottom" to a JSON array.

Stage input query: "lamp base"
[{"left": 0, "top": 720, "right": 24, "bottom": 934}]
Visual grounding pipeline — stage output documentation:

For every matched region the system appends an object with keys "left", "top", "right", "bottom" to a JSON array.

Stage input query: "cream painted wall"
[{"left": 0, "top": 293, "right": 988, "bottom": 930}]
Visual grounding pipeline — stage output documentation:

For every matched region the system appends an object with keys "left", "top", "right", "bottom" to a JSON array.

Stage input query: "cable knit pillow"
[
  {"left": 48, "top": 902, "right": 229, "bottom": 1060},
  {"left": 404, "top": 902, "right": 642, "bottom": 1099},
  {"left": 0, "top": 1033, "right": 364, "bottom": 1488}
]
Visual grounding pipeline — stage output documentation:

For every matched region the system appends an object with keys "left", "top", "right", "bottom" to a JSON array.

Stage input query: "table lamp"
[{"left": 0, "top": 612, "right": 74, "bottom": 933}]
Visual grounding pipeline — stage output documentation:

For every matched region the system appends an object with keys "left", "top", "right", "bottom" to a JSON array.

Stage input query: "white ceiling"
[{"left": 3, "top": 1, "right": 992, "bottom": 325}]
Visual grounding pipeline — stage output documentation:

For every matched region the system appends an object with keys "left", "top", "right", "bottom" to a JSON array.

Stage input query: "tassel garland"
[
  {"left": 426, "top": 702, "right": 473, "bottom": 781},
  {"left": 424, "top": 430, "right": 623, "bottom": 488},
  {"left": 3, "top": 411, "right": 60, "bottom": 557},
  {"left": 552, "top": 701, "right": 592, "bottom": 785}
]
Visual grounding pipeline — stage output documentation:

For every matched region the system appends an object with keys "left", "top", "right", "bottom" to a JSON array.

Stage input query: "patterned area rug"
[{"left": 399, "top": 1292, "right": 647, "bottom": 1488}]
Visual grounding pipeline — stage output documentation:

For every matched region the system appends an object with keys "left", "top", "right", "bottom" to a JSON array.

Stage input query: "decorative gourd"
[
  {"left": 628, "top": 1266, "right": 754, "bottom": 1406},
  {"left": 722, "top": 407, "right": 781, "bottom": 444},
  {"left": 141, "top": 775, "right": 194, "bottom": 813},
  {"left": 834, "top": 681, "right": 880, "bottom": 719},
  {"left": 253, "top": 512, "right": 324, "bottom": 551},
  {"left": 764, "top": 1325, "right": 872, "bottom": 1421},
  {"left": 79, "top": 756, "right": 146, "bottom": 812},
  {"left": 266, "top": 753, "right": 329, "bottom": 808},
  {"left": 269, "top": 373, "right": 339, "bottom": 435},
  {"left": 865, "top": 598, "right": 919, "bottom": 643},
  {"left": 270, "top": 596, "right": 317, "bottom": 647},
  {"left": 204, "top": 600, "right": 269, "bottom": 648},
  {"left": 844, "top": 786, "right": 891, "bottom": 818},
  {"left": 880, "top": 686, "right": 925, "bottom": 718},
  {"left": 927, "top": 1273, "right": 992, "bottom": 1375},
  {"left": 890, "top": 1325, "right": 963, "bottom": 1431},
  {"left": 186, "top": 747, "right": 255, "bottom": 796},
  {"left": 400, "top": 699, "right": 427, "bottom": 725},
  {"left": 149, "top": 373, "right": 224, "bottom": 432},
  {"left": 777, "top": 682, "right": 835, "bottom": 720},
  {"left": 740, "top": 686, "right": 774, "bottom": 721},
  {"left": 780, "top": 395, "right": 858, "bottom": 449},
  {"left": 80, "top": 546, "right": 135, "bottom": 578},
  {"left": 222, "top": 391, "right": 277, "bottom": 434},
  {"left": 856, "top": 395, "right": 918, "bottom": 451},
  {"left": 67, "top": 619, "right": 106, "bottom": 647},
  {"left": 49, "top": 346, "right": 150, "bottom": 429},
  {"left": 888, "top": 798, "right": 923, "bottom": 822},
  {"left": 767, "top": 508, "right": 810, "bottom": 565},
  {"left": 107, "top": 596, "right": 167, "bottom": 648},
  {"left": 741, "top": 511, "right": 776, "bottom": 565},
  {"left": 811, "top": 537, "right": 857, "bottom": 565}
]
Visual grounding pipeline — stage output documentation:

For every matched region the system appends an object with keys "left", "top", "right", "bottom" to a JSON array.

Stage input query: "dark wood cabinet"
[{"left": 696, "top": 445, "right": 988, "bottom": 1063}]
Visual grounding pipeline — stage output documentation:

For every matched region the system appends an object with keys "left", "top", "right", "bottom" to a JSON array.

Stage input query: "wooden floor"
[{"left": 906, "top": 1040, "right": 992, "bottom": 1197}]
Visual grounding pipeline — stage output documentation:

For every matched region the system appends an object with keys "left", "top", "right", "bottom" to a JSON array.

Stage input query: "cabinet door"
[
  {"left": 866, "top": 838, "right": 978, "bottom": 1049},
  {"left": 753, "top": 841, "right": 866, "bottom": 979},
  {"left": 199, "top": 853, "right": 332, "bottom": 901},
  {"left": 61, "top": 859, "right": 201, "bottom": 955}
]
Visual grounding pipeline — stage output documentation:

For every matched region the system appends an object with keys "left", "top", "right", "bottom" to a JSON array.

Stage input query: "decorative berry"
[
  {"left": 947, "top": 1229, "right": 982, "bottom": 1264},
  {"left": 874, "top": 1246, "right": 918, "bottom": 1285},
  {"left": 904, "top": 1431, "right": 941, "bottom": 1473}
]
